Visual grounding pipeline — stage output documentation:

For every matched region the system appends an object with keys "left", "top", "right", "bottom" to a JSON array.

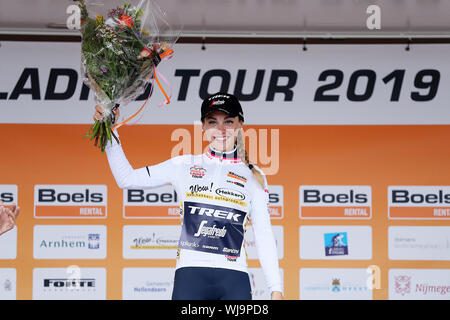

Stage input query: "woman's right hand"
[{"left": 93, "top": 105, "right": 120, "bottom": 126}]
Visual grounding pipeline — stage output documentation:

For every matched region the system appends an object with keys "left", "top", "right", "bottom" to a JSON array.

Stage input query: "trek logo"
[
  {"left": 0, "top": 185, "right": 18, "bottom": 205},
  {"left": 34, "top": 185, "right": 107, "bottom": 218},
  {"left": 123, "top": 186, "right": 180, "bottom": 219},
  {"left": 190, "top": 165, "right": 206, "bottom": 179},
  {"left": 388, "top": 186, "right": 450, "bottom": 219},
  {"left": 215, "top": 188, "right": 245, "bottom": 201},
  {"left": 300, "top": 186, "right": 372, "bottom": 219},
  {"left": 187, "top": 204, "right": 242, "bottom": 222}
]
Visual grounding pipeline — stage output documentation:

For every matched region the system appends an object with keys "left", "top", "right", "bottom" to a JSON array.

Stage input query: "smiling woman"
[{"left": 96, "top": 92, "right": 284, "bottom": 300}]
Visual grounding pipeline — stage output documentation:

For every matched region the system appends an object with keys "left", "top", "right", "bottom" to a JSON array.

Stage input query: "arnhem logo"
[
  {"left": 215, "top": 188, "right": 245, "bottom": 200},
  {"left": 332, "top": 279, "right": 341, "bottom": 292},
  {"left": 39, "top": 233, "right": 100, "bottom": 250},
  {"left": 324, "top": 232, "right": 349, "bottom": 256}
]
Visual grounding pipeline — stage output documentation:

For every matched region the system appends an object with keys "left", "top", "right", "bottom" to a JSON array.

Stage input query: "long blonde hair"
[{"left": 236, "top": 128, "right": 266, "bottom": 190}]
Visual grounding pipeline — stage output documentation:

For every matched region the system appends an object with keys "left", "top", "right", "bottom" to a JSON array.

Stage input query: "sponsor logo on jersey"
[
  {"left": 388, "top": 186, "right": 450, "bottom": 219},
  {"left": 186, "top": 192, "right": 214, "bottom": 200},
  {"left": 189, "top": 184, "right": 212, "bottom": 193},
  {"left": 227, "top": 171, "right": 247, "bottom": 183},
  {"left": 179, "top": 201, "right": 247, "bottom": 257},
  {"left": 226, "top": 179, "right": 245, "bottom": 188},
  {"left": 193, "top": 220, "right": 227, "bottom": 238},
  {"left": 190, "top": 165, "right": 206, "bottom": 179},
  {"left": 300, "top": 186, "right": 372, "bottom": 219},
  {"left": 187, "top": 204, "right": 242, "bottom": 222},
  {"left": 215, "top": 188, "right": 245, "bottom": 200},
  {"left": 34, "top": 185, "right": 107, "bottom": 218}
]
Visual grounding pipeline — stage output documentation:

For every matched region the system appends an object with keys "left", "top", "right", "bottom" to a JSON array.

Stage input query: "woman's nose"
[{"left": 216, "top": 123, "right": 226, "bottom": 133}]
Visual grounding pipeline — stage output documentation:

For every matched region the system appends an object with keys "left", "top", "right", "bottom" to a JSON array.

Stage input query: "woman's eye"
[
  {"left": 208, "top": 121, "right": 216, "bottom": 125},
  {"left": 225, "top": 120, "right": 233, "bottom": 124}
]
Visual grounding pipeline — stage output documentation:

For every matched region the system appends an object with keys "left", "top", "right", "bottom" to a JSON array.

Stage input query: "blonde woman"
[{"left": 96, "top": 92, "right": 283, "bottom": 300}]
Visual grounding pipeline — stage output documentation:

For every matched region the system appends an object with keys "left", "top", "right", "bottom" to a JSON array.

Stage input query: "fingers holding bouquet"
[{"left": 93, "top": 105, "right": 120, "bottom": 130}]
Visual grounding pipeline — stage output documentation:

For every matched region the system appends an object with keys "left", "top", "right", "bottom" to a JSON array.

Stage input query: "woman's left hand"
[{"left": 271, "top": 291, "right": 284, "bottom": 300}]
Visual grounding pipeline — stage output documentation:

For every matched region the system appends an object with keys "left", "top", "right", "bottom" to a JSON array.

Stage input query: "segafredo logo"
[
  {"left": 34, "top": 185, "right": 107, "bottom": 218},
  {"left": 300, "top": 186, "right": 372, "bottom": 219},
  {"left": 193, "top": 220, "right": 227, "bottom": 238},
  {"left": 215, "top": 188, "right": 245, "bottom": 201},
  {"left": 388, "top": 186, "right": 450, "bottom": 219}
]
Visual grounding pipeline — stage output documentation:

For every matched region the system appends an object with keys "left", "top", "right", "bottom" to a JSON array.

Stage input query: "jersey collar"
[{"left": 205, "top": 144, "right": 242, "bottom": 163}]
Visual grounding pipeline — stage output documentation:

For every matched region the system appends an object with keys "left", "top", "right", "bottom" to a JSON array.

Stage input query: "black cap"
[{"left": 201, "top": 92, "right": 244, "bottom": 122}]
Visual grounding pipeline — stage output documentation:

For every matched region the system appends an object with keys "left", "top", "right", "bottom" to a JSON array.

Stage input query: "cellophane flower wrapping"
[{"left": 74, "top": 0, "right": 179, "bottom": 152}]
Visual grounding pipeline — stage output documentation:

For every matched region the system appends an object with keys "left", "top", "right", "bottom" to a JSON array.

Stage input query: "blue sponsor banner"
[{"left": 179, "top": 201, "right": 247, "bottom": 257}]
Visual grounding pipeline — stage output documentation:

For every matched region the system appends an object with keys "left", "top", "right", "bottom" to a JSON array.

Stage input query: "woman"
[
  {"left": 0, "top": 201, "right": 20, "bottom": 236},
  {"left": 96, "top": 92, "right": 283, "bottom": 300}
]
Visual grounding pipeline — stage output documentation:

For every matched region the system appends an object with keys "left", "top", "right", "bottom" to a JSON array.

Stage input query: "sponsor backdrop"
[{"left": 1, "top": 41, "right": 450, "bottom": 300}]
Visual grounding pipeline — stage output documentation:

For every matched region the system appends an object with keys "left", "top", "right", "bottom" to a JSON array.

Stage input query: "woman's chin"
[{"left": 211, "top": 140, "right": 232, "bottom": 152}]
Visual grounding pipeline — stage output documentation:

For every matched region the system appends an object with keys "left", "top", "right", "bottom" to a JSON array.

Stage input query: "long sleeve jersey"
[{"left": 105, "top": 132, "right": 283, "bottom": 294}]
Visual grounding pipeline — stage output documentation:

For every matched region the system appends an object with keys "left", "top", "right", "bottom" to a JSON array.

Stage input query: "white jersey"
[{"left": 105, "top": 131, "right": 283, "bottom": 294}]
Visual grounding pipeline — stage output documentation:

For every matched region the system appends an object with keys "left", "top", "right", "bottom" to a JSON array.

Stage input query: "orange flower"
[
  {"left": 138, "top": 47, "right": 152, "bottom": 60},
  {"left": 119, "top": 15, "right": 133, "bottom": 28}
]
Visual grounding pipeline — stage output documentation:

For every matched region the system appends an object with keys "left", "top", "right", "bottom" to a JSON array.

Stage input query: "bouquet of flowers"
[{"left": 74, "top": 0, "right": 178, "bottom": 152}]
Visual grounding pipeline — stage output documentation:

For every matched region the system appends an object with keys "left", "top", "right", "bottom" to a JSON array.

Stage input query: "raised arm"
[{"left": 94, "top": 106, "right": 177, "bottom": 189}]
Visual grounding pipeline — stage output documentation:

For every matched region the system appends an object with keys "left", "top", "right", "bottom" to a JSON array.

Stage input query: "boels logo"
[
  {"left": 0, "top": 185, "right": 18, "bottom": 207},
  {"left": 268, "top": 185, "right": 284, "bottom": 219},
  {"left": 300, "top": 186, "right": 372, "bottom": 219},
  {"left": 34, "top": 185, "right": 107, "bottom": 218},
  {"left": 190, "top": 166, "right": 206, "bottom": 179},
  {"left": 123, "top": 185, "right": 180, "bottom": 219},
  {"left": 388, "top": 186, "right": 450, "bottom": 219}
]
